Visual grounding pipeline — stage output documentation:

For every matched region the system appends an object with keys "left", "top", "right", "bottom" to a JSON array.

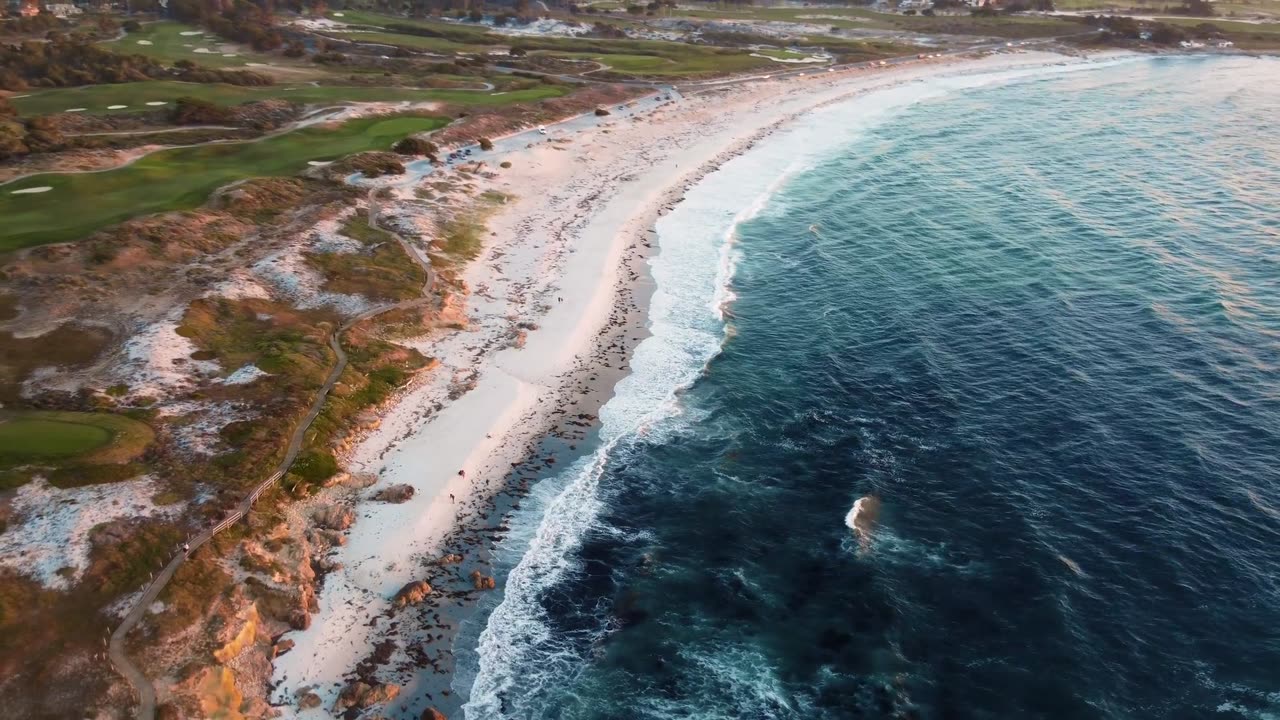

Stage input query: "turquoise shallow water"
[{"left": 457, "top": 55, "right": 1280, "bottom": 719}]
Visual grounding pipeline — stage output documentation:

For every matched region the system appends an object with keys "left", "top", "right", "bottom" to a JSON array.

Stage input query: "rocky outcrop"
[
  {"left": 312, "top": 505, "right": 354, "bottom": 531},
  {"left": 298, "top": 691, "right": 322, "bottom": 710},
  {"left": 373, "top": 484, "right": 415, "bottom": 504},
  {"left": 334, "top": 681, "right": 400, "bottom": 712},
  {"left": 422, "top": 708, "right": 448, "bottom": 720},
  {"left": 470, "top": 570, "right": 496, "bottom": 591},
  {"left": 436, "top": 553, "right": 464, "bottom": 565},
  {"left": 393, "top": 580, "right": 433, "bottom": 609}
]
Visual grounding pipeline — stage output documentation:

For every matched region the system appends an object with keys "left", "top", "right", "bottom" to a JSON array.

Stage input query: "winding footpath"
[{"left": 108, "top": 205, "right": 434, "bottom": 720}]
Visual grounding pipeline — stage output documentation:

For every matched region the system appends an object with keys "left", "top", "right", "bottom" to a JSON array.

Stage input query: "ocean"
[{"left": 455, "top": 55, "right": 1280, "bottom": 719}]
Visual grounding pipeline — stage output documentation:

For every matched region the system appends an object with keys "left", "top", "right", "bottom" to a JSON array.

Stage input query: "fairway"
[
  {"left": 10, "top": 81, "right": 568, "bottom": 116},
  {"left": 0, "top": 419, "right": 112, "bottom": 458},
  {"left": 107, "top": 21, "right": 265, "bottom": 69},
  {"left": 0, "top": 115, "right": 448, "bottom": 249}
]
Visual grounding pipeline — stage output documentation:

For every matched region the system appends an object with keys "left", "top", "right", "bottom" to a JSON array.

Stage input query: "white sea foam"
[{"left": 464, "top": 93, "right": 842, "bottom": 720}]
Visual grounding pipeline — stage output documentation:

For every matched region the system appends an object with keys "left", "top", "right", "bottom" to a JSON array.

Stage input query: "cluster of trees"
[
  {"left": 1084, "top": 14, "right": 1219, "bottom": 43},
  {"left": 0, "top": 101, "right": 68, "bottom": 160},
  {"left": 0, "top": 14, "right": 66, "bottom": 37},
  {"left": 168, "top": 0, "right": 286, "bottom": 51},
  {"left": 0, "top": 35, "right": 271, "bottom": 92},
  {"left": 0, "top": 36, "right": 166, "bottom": 91}
]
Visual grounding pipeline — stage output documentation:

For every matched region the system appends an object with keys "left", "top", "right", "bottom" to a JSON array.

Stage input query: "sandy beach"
[{"left": 268, "top": 48, "right": 1115, "bottom": 717}]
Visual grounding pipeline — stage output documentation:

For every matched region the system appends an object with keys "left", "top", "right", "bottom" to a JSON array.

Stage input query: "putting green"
[
  {"left": 0, "top": 419, "right": 112, "bottom": 458},
  {"left": 0, "top": 114, "right": 448, "bottom": 250}
]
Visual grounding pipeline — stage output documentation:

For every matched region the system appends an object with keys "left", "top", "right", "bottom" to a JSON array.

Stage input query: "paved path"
[{"left": 109, "top": 208, "right": 433, "bottom": 720}]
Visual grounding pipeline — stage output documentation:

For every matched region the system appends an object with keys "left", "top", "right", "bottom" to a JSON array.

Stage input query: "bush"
[
  {"left": 171, "top": 96, "right": 234, "bottom": 125},
  {"left": 122, "top": 20, "right": 142, "bottom": 32},
  {"left": 291, "top": 450, "right": 338, "bottom": 484},
  {"left": 500, "top": 161, "right": 512, "bottom": 168},
  {"left": 392, "top": 136, "right": 439, "bottom": 156},
  {"left": 594, "top": 107, "right": 610, "bottom": 116},
  {"left": 477, "top": 137, "right": 494, "bottom": 151}
]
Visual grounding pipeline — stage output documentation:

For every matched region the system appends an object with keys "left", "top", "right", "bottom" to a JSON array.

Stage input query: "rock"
[
  {"left": 273, "top": 638, "right": 295, "bottom": 658},
  {"left": 436, "top": 553, "right": 464, "bottom": 565},
  {"left": 392, "top": 580, "right": 433, "bottom": 609},
  {"left": 298, "top": 691, "right": 322, "bottom": 710},
  {"left": 373, "top": 484, "right": 415, "bottom": 504},
  {"left": 470, "top": 570, "right": 496, "bottom": 591},
  {"left": 422, "top": 708, "right": 448, "bottom": 720},
  {"left": 334, "top": 681, "right": 400, "bottom": 712},
  {"left": 322, "top": 471, "right": 350, "bottom": 488},
  {"left": 312, "top": 505, "right": 354, "bottom": 531}
]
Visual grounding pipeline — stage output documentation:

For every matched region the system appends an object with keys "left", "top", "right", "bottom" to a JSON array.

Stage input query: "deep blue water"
[{"left": 460, "top": 56, "right": 1280, "bottom": 719}]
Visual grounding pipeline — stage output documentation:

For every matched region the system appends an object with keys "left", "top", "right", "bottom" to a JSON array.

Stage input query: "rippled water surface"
[{"left": 459, "top": 56, "right": 1280, "bottom": 719}]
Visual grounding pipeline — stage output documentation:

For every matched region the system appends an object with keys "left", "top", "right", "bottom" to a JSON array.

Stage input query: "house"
[{"left": 46, "top": 2, "right": 81, "bottom": 15}]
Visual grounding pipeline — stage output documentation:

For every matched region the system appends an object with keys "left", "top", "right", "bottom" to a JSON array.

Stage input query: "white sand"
[
  {"left": 117, "top": 308, "right": 221, "bottom": 399},
  {"left": 107, "top": 104, "right": 128, "bottom": 109},
  {"left": 0, "top": 476, "right": 174, "bottom": 590},
  {"left": 11, "top": 186, "right": 52, "bottom": 194},
  {"left": 146, "top": 101, "right": 168, "bottom": 106},
  {"left": 136, "top": 39, "right": 153, "bottom": 45},
  {"left": 270, "top": 50, "right": 1114, "bottom": 714}
]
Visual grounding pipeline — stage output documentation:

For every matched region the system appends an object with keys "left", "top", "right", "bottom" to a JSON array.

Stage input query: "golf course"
[{"left": 0, "top": 114, "right": 449, "bottom": 250}]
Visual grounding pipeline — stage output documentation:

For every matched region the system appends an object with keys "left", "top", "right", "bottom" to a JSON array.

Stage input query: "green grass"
[
  {"left": 0, "top": 115, "right": 447, "bottom": 249},
  {"left": 10, "top": 80, "right": 567, "bottom": 116},
  {"left": 0, "top": 410, "right": 155, "bottom": 488},
  {"left": 0, "top": 419, "right": 111, "bottom": 458},
  {"left": 105, "top": 20, "right": 266, "bottom": 69}
]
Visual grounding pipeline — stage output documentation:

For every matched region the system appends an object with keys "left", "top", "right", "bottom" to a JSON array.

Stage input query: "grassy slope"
[
  {"left": 10, "top": 81, "right": 567, "bottom": 116},
  {"left": 0, "top": 115, "right": 447, "bottom": 250},
  {"left": 678, "top": 4, "right": 1081, "bottom": 38}
]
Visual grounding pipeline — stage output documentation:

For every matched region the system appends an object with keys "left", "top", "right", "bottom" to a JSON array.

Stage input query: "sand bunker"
[
  {"left": 179, "top": 30, "right": 203, "bottom": 35},
  {"left": 107, "top": 104, "right": 128, "bottom": 109},
  {"left": 136, "top": 39, "right": 153, "bottom": 45},
  {"left": 223, "top": 53, "right": 237, "bottom": 57},
  {"left": 194, "top": 48, "right": 213, "bottom": 53},
  {"left": 146, "top": 101, "right": 168, "bottom": 106},
  {"left": 11, "top": 186, "right": 53, "bottom": 194},
  {"left": 307, "top": 160, "right": 332, "bottom": 166},
  {"left": 65, "top": 108, "right": 86, "bottom": 112}
]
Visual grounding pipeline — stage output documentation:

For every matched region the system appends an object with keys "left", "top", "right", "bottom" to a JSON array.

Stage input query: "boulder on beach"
[
  {"left": 297, "top": 691, "right": 321, "bottom": 709},
  {"left": 470, "top": 570, "right": 497, "bottom": 590},
  {"left": 436, "top": 553, "right": 464, "bottom": 565},
  {"left": 312, "top": 505, "right": 354, "bottom": 530},
  {"left": 373, "top": 483, "right": 415, "bottom": 503},
  {"left": 393, "top": 580, "right": 433, "bottom": 608},
  {"left": 422, "top": 708, "right": 448, "bottom": 720},
  {"left": 334, "top": 681, "right": 400, "bottom": 712}
]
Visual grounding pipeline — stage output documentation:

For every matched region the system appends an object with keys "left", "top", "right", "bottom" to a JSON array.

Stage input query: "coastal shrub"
[
  {"left": 478, "top": 137, "right": 494, "bottom": 151},
  {"left": 500, "top": 161, "right": 512, "bottom": 168},
  {"left": 291, "top": 450, "right": 339, "bottom": 484},
  {"left": 594, "top": 107, "right": 610, "bottom": 116},
  {"left": 392, "top": 137, "right": 439, "bottom": 156}
]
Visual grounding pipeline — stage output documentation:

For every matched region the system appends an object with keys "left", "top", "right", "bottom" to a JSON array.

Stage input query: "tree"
[{"left": 1181, "top": 0, "right": 1214, "bottom": 16}]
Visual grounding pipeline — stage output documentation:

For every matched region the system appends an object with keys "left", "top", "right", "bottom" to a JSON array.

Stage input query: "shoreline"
[{"left": 267, "top": 48, "right": 1130, "bottom": 718}]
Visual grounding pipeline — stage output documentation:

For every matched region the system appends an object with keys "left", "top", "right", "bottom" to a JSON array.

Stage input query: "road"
[{"left": 108, "top": 205, "right": 433, "bottom": 720}]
